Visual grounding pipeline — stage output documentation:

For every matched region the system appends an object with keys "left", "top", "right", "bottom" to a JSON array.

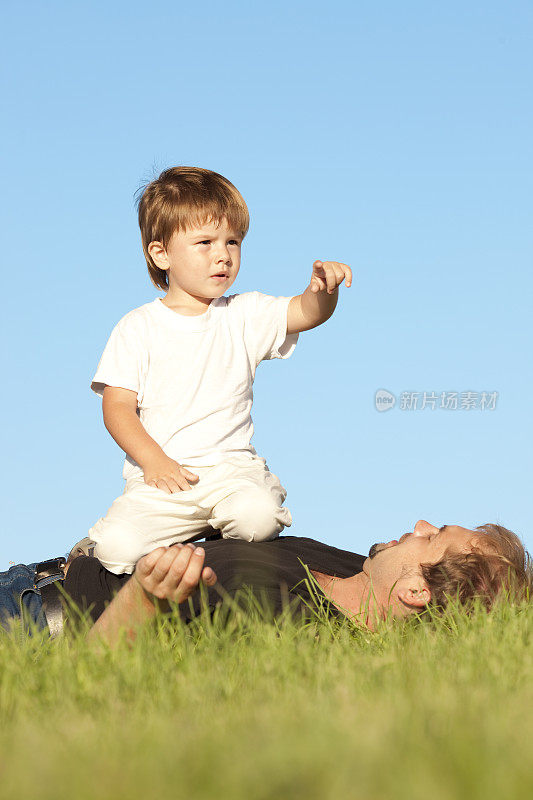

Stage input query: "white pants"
[{"left": 89, "top": 453, "right": 292, "bottom": 574}]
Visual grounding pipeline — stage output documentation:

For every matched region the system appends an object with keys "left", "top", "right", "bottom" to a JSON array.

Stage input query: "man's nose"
[{"left": 413, "top": 520, "right": 439, "bottom": 537}]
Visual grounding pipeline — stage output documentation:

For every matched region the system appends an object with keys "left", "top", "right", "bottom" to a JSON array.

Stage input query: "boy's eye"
[{"left": 196, "top": 239, "right": 240, "bottom": 246}]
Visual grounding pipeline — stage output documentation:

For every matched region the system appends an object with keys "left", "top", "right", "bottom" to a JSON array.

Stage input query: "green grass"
[{"left": 0, "top": 596, "right": 531, "bottom": 800}]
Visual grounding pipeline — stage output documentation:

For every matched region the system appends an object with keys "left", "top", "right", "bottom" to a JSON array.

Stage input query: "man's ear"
[
  {"left": 396, "top": 573, "right": 431, "bottom": 609},
  {"left": 147, "top": 241, "right": 169, "bottom": 271}
]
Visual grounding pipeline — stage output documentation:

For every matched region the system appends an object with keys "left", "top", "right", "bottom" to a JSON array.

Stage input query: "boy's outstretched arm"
[{"left": 287, "top": 260, "right": 352, "bottom": 335}]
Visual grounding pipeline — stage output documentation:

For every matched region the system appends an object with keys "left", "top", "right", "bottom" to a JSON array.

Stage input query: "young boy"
[{"left": 89, "top": 167, "right": 351, "bottom": 574}]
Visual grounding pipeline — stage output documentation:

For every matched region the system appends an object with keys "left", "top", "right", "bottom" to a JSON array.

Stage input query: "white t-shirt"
[{"left": 91, "top": 292, "right": 299, "bottom": 478}]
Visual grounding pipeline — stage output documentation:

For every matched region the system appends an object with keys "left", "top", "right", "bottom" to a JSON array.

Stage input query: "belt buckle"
[{"left": 34, "top": 557, "right": 66, "bottom": 589}]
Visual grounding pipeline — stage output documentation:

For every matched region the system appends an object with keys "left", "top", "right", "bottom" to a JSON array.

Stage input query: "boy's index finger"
[
  {"left": 346, "top": 265, "right": 352, "bottom": 287},
  {"left": 181, "top": 468, "right": 200, "bottom": 481},
  {"left": 338, "top": 262, "right": 352, "bottom": 287}
]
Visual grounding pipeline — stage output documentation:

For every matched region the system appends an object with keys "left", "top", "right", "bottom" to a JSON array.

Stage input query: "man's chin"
[{"left": 368, "top": 542, "right": 384, "bottom": 559}]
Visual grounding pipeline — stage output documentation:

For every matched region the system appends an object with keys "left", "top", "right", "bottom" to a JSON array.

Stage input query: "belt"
[{"left": 34, "top": 557, "right": 67, "bottom": 639}]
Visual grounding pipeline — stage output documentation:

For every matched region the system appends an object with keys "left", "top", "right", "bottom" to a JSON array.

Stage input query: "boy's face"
[{"left": 149, "top": 217, "right": 242, "bottom": 305}]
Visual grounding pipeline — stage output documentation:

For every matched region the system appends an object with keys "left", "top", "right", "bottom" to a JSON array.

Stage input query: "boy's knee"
[
  {"left": 216, "top": 489, "right": 285, "bottom": 543},
  {"left": 91, "top": 519, "right": 146, "bottom": 575}
]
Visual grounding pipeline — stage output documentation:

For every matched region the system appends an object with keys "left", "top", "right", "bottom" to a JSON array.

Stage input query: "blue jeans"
[{"left": 0, "top": 563, "right": 48, "bottom": 634}]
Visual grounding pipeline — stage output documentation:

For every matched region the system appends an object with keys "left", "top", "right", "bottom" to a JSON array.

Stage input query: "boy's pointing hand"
[{"left": 310, "top": 260, "right": 352, "bottom": 294}]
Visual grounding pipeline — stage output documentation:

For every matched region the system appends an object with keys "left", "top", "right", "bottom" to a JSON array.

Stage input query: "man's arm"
[
  {"left": 87, "top": 544, "right": 217, "bottom": 646},
  {"left": 102, "top": 386, "right": 199, "bottom": 492},
  {"left": 287, "top": 259, "right": 352, "bottom": 335}
]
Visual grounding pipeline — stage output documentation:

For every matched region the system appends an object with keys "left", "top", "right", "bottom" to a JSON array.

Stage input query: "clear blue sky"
[{"left": 1, "top": 0, "right": 532, "bottom": 565}]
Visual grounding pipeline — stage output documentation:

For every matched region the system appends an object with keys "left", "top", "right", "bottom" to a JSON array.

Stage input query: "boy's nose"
[{"left": 215, "top": 248, "right": 231, "bottom": 264}]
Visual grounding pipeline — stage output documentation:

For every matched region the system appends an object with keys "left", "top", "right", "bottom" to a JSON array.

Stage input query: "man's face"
[
  {"left": 152, "top": 217, "right": 242, "bottom": 302},
  {"left": 363, "top": 520, "right": 483, "bottom": 619}
]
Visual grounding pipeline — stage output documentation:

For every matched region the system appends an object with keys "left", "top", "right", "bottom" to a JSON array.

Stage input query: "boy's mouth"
[{"left": 211, "top": 273, "right": 229, "bottom": 280}]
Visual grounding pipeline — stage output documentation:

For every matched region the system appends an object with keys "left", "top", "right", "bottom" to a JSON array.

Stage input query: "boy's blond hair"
[{"left": 136, "top": 166, "right": 250, "bottom": 291}]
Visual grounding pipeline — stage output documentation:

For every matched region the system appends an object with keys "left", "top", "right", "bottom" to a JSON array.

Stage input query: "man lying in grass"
[{"left": 1, "top": 520, "right": 530, "bottom": 643}]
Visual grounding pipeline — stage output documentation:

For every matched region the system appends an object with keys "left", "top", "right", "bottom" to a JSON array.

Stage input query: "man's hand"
[
  {"left": 310, "top": 260, "right": 352, "bottom": 294},
  {"left": 88, "top": 544, "right": 217, "bottom": 645},
  {"left": 134, "top": 543, "right": 217, "bottom": 603},
  {"left": 142, "top": 453, "right": 199, "bottom": 493}
]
